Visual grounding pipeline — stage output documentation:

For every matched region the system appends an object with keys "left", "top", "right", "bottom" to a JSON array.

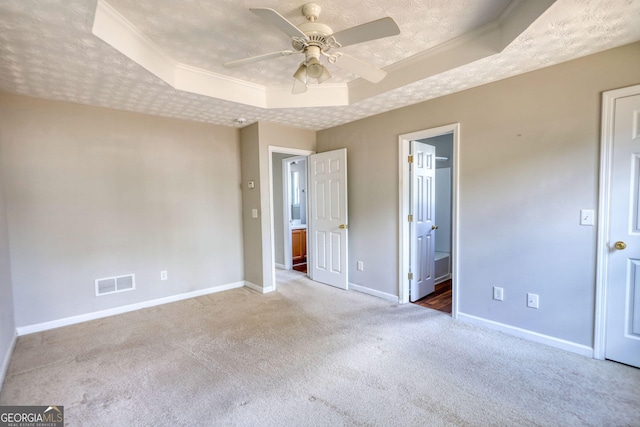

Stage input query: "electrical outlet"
[
  {"left": 160, "top": 271, "right": 168, "bottom": 281},
  {"left": 357, "top": 261, "right": 364, "bottom": 271},
  {"left": 527, "top": 293, "right": 539, "bottom": 309},
  {"left": 493, "top": 286, "right": 504, "bottom": 301}
]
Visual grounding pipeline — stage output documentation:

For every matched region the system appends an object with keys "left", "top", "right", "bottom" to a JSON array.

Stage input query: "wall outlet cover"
[
  {"left": 493, "top": 286, "right": 504, "bottom": 301},
  {"left": 580, "top": 209, "right": 594, "bottom": 226},
  {"left": 527, "top": 293, "right": 539, "bottom": 309}
]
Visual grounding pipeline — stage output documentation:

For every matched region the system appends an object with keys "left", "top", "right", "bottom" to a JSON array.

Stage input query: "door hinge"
[
  {"left": 408, "top": 272, "right": 413, "bottom": 280},
  {"left": 408, "top": 155, "right": 414, "bottom": 163},
  {"left": 408, "top": 214, "right": 413, "bottom": 222}
]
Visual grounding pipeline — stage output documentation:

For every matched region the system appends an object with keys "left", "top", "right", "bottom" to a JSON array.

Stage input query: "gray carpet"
[{"left": 1, "top": 270, "right": 638, "bottom": 426}]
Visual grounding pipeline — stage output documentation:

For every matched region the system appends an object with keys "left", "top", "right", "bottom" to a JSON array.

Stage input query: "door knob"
[
  {"left": 431, "top": 225, "right": 439, "bottom": 230},
  {"left": 615, "top": 241, "right": 627, "bottom": 250},
  {"left": 339, "top": 224, "right": 348, "bottom": 229}
]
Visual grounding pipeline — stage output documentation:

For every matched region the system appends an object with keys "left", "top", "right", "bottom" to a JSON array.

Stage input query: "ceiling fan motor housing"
[
  {"left": 292, "top": 3, "right": 335, "bottom": 54},
  {"left": 293, "top": 21, "right": 333, "bottom": 52}
]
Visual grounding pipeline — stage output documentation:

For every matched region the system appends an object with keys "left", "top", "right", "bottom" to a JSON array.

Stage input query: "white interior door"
[
  {"left": 308, "top": 148, "right": 348, "bottom": 289},
  {"left": 605, "top": 92, "right": 640, "bottom": 368},
  {"left": 410, "top": 141, "right": 436, "bottom": 302}
]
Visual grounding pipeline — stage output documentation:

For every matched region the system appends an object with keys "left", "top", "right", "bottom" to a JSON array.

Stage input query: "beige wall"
[
  {"left": 317, "top": 41, "right": 640, "bottom": 347},
  {"left": 0, "top": 93, "right": 244, "bottom": 327},
  {"left": 0, "top": 136, "right": 15, "bottom": 382},
  {"left": 240, "top": 123, "right": 262, "bottom": 286}
]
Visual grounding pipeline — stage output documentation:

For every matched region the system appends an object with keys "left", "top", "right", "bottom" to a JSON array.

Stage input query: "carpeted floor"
[{"left": 1, "top": 270, "right": 639, "bottom": 426}]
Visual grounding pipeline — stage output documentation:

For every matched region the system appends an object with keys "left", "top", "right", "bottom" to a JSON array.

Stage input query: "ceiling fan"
[{"left": 224, "top": 2, "right": 401, "bottom": 94}]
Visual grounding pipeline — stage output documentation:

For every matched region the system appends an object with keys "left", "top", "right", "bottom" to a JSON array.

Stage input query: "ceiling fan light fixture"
[
  {"left": 317, "top": 65, "right": 332, "bottom": 83},
  {"left": 306, "top": 57, "right": 324, "bottom": 78},
  {"left": 291, "top": 77, "right": 308, "bottom": 94},
  {"left": 293, "top": 63, "right": 308, "bottom": 84}
]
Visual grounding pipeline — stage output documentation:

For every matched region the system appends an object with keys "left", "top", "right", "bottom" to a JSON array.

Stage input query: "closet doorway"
[{"left": 271, "top": 149, "right": 312, "bottom": 275}]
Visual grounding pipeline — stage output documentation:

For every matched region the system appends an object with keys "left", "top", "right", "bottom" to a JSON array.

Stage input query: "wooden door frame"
[
  {"left": 398, "top": 123, "right": 460, "bottom": 317},
  {"left": 594, "top": 84, "right": 640, "bottom": 360}
]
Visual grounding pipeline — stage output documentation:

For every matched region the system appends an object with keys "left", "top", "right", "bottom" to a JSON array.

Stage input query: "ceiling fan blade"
[
  {"left": 332, "top": 53, "right": 387, "bottom": 83},
  {"left": 224, "top": 50, "right": 296, "bottom": 68},
  {"left": 250, "top": 8, "right": 309, "bottom": 40},
  {"left": 331, "top": 17, "right": 400, "bottom": 48}
]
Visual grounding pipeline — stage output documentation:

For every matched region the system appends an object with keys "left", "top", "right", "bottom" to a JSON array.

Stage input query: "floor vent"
[{"left": 95, "top": 274, "right": 135, "bottom": 296}]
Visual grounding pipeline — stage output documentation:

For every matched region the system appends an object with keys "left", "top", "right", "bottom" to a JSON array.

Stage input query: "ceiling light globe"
[
  {"left": 307, "top": 63, "right": 324, "bottom": 78},
  {"left": 305, "top": 57, "right": 324, "bottom": 78},
  {"left": 293, "top": 64, "right": 307, "bottom": 83}
]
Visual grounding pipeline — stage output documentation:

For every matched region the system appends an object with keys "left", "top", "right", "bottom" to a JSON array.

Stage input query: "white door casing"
[
  {"left": 308, "top": 148, "right": 348, "bottom": 289},
  {"left": 598, "top": 90, "right": 640, "bottom": 368},
  {"left": 410, "top": 141, "right": 436, "bottom": 302}
]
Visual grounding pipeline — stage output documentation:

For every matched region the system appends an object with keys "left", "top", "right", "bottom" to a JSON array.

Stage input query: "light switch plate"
[
  {"left": 251, "top": 209, "right": 258, "bottom": 218},
  {"left": 580, "top": 209, "right": 594, "bottom": 226}
]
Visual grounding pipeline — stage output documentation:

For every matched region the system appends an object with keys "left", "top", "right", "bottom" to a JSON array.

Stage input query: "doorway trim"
[
  {"left": 594, "top": 83, "right": 640, "bottom": 360},
  {"left": 398, "top": 123, "right": 460, "bottom": 318},
  {"left": 268, "top": 146, "right": 314, "bottom": 291}
]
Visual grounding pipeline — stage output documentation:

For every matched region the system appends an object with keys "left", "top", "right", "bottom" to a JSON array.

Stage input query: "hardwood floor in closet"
[
  {"left": 413, "top": 280, "right": 452, "bottom": 314},
  {"left": 292, "top": 263, "right": 307, "bottom": 274}
]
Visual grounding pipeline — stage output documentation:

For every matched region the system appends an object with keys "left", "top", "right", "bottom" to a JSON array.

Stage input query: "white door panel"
[
  {"left": 309, "top": 149, "right": 348, "bottom": 289},
  {"left": 410, "top": 142, "right": 436, "bottom": 302},
  {"left": 606, "top": 93, "right": 640, "bottom": 367}
]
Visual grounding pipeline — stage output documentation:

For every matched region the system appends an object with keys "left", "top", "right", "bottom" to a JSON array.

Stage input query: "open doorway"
[
  {"left": 269, "top": 146, "right": 350, "bottom": 291},
  {"left": 271, "top": 149, "right": 312, "bottom": 275},
  {"left": 284, "top": 156, "right": 308, "bottom": 273},
  {"left": 399, "top": 124, "right": 459, "bottom": 317}
]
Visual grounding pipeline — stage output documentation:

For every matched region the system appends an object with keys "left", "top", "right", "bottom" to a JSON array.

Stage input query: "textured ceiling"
[{"left": 0, "top": 0, "right": 639, "bottom": 131}]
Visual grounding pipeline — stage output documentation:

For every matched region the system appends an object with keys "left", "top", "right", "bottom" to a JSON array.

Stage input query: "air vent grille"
[{"left": 95, "top": 274, "right": 135, "bottom": 296}]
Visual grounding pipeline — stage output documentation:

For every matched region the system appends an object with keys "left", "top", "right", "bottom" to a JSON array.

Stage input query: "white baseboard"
[
  {"left": 16, "top": 281, "right": 245, "bottom": 336},
  {"left": 435, "top": 274, "right": 451, "bottom": 285},
  {"left": 457, "top": 312, "right": 593, "bottom": 358},
  {"left": 349, "top": 283, "right": 399, "bottom": 303},
  {"left": 275, "top": 263, "right": 286, "bottom": 270},
  {"left": 245, "top": 281, "right": 275, "bottom": 294},
  {"left": 1, "top": 333, "right": 17, "bottom": 389}
]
